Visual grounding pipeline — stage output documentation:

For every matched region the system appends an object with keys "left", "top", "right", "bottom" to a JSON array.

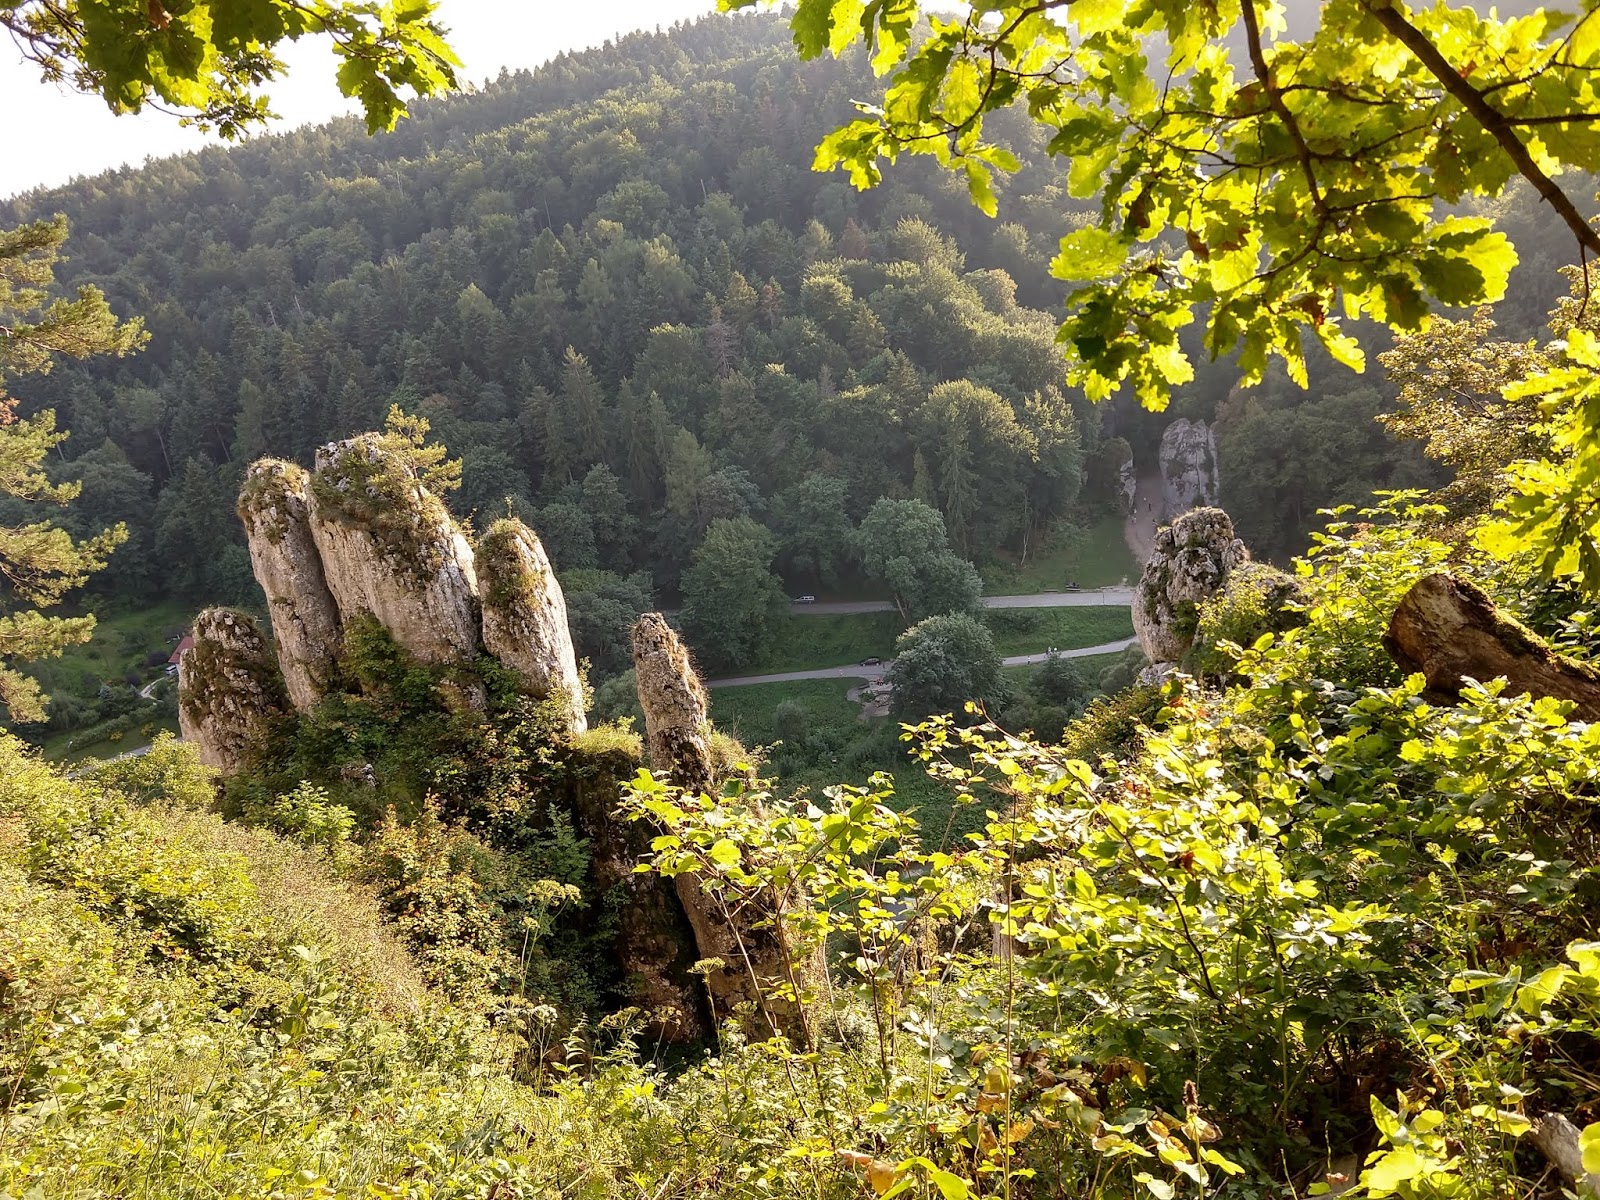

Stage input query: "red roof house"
[{"left": 168, "top": 634, "right": 194, "bottom": 666}]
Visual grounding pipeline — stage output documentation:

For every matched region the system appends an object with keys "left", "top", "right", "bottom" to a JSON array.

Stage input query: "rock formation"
[
  {"left": 631, "top": 613, "right": 806, "bottom": 1042},
  {"left": 236, "top": 459, "right": 343, "bottom": 711},
  {"left": 307, "top": 435, "right": 480, "bottom": 668},
  {"left": 563, "top": 736, "right": 711, "bottom": 1044},
  {"left": 1117, "top": 451, "right": 1138, "bottom": 516},
  {"left": 1132, "top": 506, "right": 1248, "bottom": 667},
  {"left": 632, "top": 613, "right": 715, "bottom": 797},
  {"left": 478, "top": 518, "right": 586, "bottom": 733},
  {"left": 178, "top": 608, "right": 290, "bottom": 774},
  {"left": 1385, "top": 573, "right": 1600, "bottom": 720},
  {"left": 1158, "top": 418, "right": 1221, "bottom": 522}
]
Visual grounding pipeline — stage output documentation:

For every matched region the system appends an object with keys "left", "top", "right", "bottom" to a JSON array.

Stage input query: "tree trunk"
[{"left": 1383, "top": 573, "right": 1600, "bottom": 720}]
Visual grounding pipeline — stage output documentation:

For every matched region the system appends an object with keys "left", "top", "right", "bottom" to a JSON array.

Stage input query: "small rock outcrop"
[
  {"left": 308, "top": 435, "right": 480, "bottom": 667},
  {"left": 478, "top": 518, "right": 586, "bottom": 733},
  {"left": 631, "top": 613, "right": 805, "bottom": 1042},
  {"left": 178, "top": 608, "right": 289, "bottom": 773},
  {"left": 1159, "top": 418, "right": 1221, "bottom": 522},
  {"left": 1132, "top": 507, "right": 1248, "bottom": 666},
  {"left": 237, "top": 459, "right": 343, "bottom": 711}
]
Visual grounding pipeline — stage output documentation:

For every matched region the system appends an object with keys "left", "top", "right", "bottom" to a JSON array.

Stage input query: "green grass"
[
  {"left": 24, "top": 602, "right": 193, "bottom": 700},
  {"left": 744, "top": 612, "right": 903, "bottom": 673},
  {"left": 42, "top": 717, "right": 181, "bottom": 765},
  {"left": 738, "top": 603, "right": 1132, "bottom": 675},
  {"left": 709, "top": 678, "right": 865, "bottom": 744},
  {"left": 981, "top": 606, "right": 1133, "bottom": 657},
  {"left": 980, "top": 514, "right": 1136, "bottom": 594},
  {"left": 1001, "top": 650, "right": 1129, "bottom": 686},
  {"left": 709, "top": 679, "right": 994, "bottom": 845}
]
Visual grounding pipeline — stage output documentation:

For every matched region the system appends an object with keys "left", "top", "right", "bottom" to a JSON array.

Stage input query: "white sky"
[{"left": 1, "top": 0, "right": 720, "bottom": 199}]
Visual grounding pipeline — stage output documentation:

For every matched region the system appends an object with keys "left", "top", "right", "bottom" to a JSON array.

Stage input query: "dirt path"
[{"left": 1124, "top": 470, "right": 1163, "bottom": 565}]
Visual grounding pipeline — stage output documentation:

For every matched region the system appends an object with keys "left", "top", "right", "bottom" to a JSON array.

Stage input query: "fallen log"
[
  {"left": 1383, "top": 573, "right": 1600, "bottom": 721},
  {"left": 1529, "top": 1113, "right": 1600, "bottom": 1197}
]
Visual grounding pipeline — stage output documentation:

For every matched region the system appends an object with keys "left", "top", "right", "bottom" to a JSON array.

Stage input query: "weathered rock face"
[
  {"left": 1132, "top": 506, "right": 1248, "bottom": 666},
  {"left": 178, "top": 608, "right": 290, "bottom": 774},
  {"left": 478, "top": 518, "right": 586, "bottom": 733},
  {"left": 631, "top": 613, "right": 714, "bottom": 798},
  {"left": 237, "top": 459, "right": 343, "bottom": 711},
  {"left": 1159, "top": 418, "right": 1220, "bottom": 522},
  {"left": 564, "top": 739, "right": 711, "bottom": 1044},
  {"left": 307, "top": 435, "right": 480, "bottom": 667},
  {"left": 1117, "top": 451, "right": 1138, "bottom": 516},
  {"left": 631, "top": 613, "right": 805, "bottom": 1042},
  {"left": 1386, "top": 573, "right": 1600, "bottom": 720}
]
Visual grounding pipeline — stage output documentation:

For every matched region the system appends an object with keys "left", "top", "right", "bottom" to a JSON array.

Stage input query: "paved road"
[
  {"left": 706, "top": 637, "right": 1139, "bottom": 690},
  {"left": 64, "top": 740, "right": 155, "bottom": 778},
  {"left": 792, "top": 587, "right": 1134, "bottom": 616}
]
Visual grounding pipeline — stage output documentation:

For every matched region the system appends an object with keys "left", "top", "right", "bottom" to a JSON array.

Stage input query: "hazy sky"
[{"left": 1, "top": 0, "right": 720, "bottom": 199}]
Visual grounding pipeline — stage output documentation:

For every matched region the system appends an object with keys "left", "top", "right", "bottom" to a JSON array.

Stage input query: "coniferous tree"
[{"left": 0, "top": 218, "right": 139, "bottom": 722}]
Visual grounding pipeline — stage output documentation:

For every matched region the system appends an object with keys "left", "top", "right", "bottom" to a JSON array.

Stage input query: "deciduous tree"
[{"left": 680, "top": 516, "right": 787, "bottom": 672}]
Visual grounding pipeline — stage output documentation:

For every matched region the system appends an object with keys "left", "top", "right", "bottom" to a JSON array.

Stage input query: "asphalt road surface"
[{"left": 706, "top": 636, "right": 1140, "bottom": 690}]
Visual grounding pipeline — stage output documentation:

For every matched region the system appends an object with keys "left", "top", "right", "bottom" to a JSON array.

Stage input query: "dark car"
[{"left": 860, "top": 656, "right": 883, "bottom": 666}]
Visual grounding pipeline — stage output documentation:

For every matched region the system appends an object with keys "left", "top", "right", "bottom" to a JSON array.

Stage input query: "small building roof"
[{"left": 168, "top": 633, "right": 194, "bottom": 665}]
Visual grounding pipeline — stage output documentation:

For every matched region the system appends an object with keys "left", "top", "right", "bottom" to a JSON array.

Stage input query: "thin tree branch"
[
  {"left": 1241, "top": 0, "right": 1328, "bottom": 218},
  {"left": 1363, "top": 0, "right": 1600, "bottom": 258}
]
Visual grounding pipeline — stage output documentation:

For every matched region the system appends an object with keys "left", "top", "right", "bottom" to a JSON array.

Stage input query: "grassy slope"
[
  {"left": 745, "top": 612, "right": 903, "bottom": 672},
  {"left": 22, "top": 602, "right": 193, "bottom": 700},
  {"left": 981, "top": 514, "right": 1136, "bottom": 593},
  {"left": 981, "top": 606, "right": 1133, "bottom": 656}
]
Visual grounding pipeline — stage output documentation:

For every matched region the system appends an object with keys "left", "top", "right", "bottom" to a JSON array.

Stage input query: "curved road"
[
  {"left": 792, "top": 587, "right": 1134, "bottom": 616},
  {"left": 706, "top": 637, "right": 1139, "bottom": 690}
]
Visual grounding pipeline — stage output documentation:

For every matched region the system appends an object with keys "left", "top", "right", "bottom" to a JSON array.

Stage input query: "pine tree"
[
  {"left": 559, "top": 347, "right": 611, "bottom": 470},
  {"left": 0, "top": 218, "right": 142, "bottom": 722}
]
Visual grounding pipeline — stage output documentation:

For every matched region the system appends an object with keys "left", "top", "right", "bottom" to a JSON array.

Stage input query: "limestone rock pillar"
[
  {"left": 1158, "top": 418, "right": 1221, "bottom": 522},
  {"left": 237, "top": 459, "right": 343, "bottom": 711},
  {"left": 177, "top": 608, "right": 290, "bottom": 774},
  {"left": 307, "top": 435, "right": 480, "bottom": 668},
  {"left": 631, "top": 613, "right": 804, "bottom": 1042},
  {"left": 1132, "top": 506, "right": 1248, "bottom": 667},
  {"left": 477, "top": 518, "right": 586, "bottom": 733}
]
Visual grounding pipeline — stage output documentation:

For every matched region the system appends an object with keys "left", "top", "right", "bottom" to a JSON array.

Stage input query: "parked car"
[
  {"left": 792, "top": 594, "right": 817, "bottom": 604},
  {"left": 860, "top": 656, "right": 883, "bottom": 667}
]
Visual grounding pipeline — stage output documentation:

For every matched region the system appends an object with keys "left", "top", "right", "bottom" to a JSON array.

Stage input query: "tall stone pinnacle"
[{"left": 237, "top": 459, "right": 342, "bottom": 711}]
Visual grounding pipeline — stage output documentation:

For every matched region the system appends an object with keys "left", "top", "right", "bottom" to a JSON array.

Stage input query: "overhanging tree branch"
[
  {"left": 1363, "top": 0, "right": 1600, "bottom": 259},
  {"left": 1241, "top": 0, "right": 1328, "bottom": 218}
]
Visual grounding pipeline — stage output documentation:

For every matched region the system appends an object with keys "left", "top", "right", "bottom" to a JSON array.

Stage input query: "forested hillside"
[
  {"left": 0, "top": 9, "right": 1584, "bottom": 732},
  {"left": 1, "top": 14, "right": 1091, "bottom": 598}
]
